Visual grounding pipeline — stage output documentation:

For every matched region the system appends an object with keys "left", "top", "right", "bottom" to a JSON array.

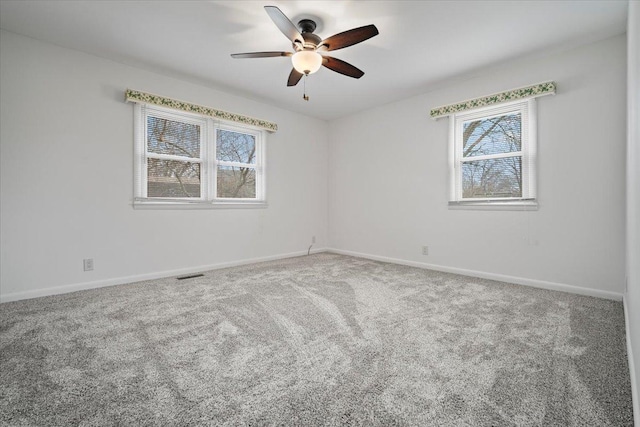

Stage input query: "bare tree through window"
[
  {"left": 146, "top": 116, "right": 201, "bottom": 198},
  {"left": 216, "top": 129, "right": 256, "bottom": 198},
  {"left": 461, "top": 112, "right": 522, "bottom": 198}
]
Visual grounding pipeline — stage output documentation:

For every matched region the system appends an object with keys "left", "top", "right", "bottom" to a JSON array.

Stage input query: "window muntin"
[
  {"left": 134, "top": 105, "right": 265, "bottom": 207},
  {"left": 451, "top": 99, "right": 536, "bottom": 205}
]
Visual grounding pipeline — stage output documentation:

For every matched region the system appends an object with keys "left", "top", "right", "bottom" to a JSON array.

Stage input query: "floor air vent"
[{"left": 177, "top": 273, "right": 204, "bottom": 280}]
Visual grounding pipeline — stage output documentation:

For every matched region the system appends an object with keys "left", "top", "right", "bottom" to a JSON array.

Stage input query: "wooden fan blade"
[
  {"left": 287, "top": 68, "right": 304, "bottom": 86},
  {"left": 322, "top": 56, "right": 365, "bottom": 79},
  {"left": 264, "top": 6, "right": 304, "bottom": 45},
  {"left": 319, "top": 25, "right": 379, "bottom": 52},
  {"left": 231, "top": 51, "right": 292, "bottom": 59}
]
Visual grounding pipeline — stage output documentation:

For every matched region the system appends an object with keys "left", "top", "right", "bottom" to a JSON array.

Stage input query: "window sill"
[
  {"left": 448, "top": 200, "right": 538, "bottom": 211},
  {"left": 133, "top": 199, "right": 267, "bottom": 210}
]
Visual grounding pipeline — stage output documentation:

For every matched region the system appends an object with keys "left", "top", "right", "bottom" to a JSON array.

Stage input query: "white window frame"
[
  {"left": 448, "top": 98, "right": 537, "bottom": 210},
  {"left": 133, "top": 104, "right": 266, "bottom": 209}
]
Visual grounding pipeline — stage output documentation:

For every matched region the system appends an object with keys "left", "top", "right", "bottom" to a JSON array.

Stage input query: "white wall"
[
  {"left": 0, "top": 30, "right": 329, "bottom": 301},
  {"left": 626, "top": 1, "right": 640, "bottom": 420},
  {"left": 0, "top": 29, "right": 630, "bottom": 301},
  {"left": 328, "top": 35, "right": 627, "bottom": 298}
]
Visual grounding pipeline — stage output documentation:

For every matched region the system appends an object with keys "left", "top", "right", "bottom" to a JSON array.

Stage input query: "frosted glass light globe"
[{"left": 292, "top": 51, "right": 322, "bottom": 75}]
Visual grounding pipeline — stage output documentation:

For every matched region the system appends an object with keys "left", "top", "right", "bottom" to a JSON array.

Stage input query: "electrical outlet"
[
  {"left": 83, "top": 258, "right": 94, "bottom": 271},
  {"left": 422, "top": 246, "right": 429, "bottom": 256},
  {"left": 312, "top": 236, "right": 316, "bottom": 244}
]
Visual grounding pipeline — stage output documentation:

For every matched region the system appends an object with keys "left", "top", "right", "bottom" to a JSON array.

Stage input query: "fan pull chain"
[{"left": 303, "top": 74, "right": 310, "bottom": 101}]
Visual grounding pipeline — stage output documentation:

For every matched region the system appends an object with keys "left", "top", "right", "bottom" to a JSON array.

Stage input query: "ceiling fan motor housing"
[
  {"left": 298, "top": 19, "right": 316, "bottom": 33},
  {"left": 296, "top": 19, "right": 322, "bottom": 50}
]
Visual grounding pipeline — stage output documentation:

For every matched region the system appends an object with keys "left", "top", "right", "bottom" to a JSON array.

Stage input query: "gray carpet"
[{"left": 0, "top": 253, "right": 633, "bottom": 426}]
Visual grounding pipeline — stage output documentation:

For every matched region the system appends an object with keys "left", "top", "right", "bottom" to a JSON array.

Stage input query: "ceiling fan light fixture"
[
  {"left": 292, "top": 50, "right": 322, "bottom": 75},
  {"left": 230, "top": 7, "right": 378, "bottom": 86}
]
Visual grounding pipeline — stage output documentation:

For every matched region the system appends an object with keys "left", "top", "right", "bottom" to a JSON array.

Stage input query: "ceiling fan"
[{"left": 231, "top": 6, "right": 379, "bottom": 88}]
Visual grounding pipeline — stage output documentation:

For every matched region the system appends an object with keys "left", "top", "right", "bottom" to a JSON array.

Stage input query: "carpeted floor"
[{"left": 0, "top": 253, "right": 633, "bottom": 426}]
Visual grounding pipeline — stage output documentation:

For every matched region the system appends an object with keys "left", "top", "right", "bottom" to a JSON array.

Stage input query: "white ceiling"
[{"left": 0, "top": 0, "right": 628, "bottom": 121}]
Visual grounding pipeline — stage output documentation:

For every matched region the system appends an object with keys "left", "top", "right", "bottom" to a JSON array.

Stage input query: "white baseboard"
[
  {"left": 327, "top": 248, "right": 623, "bottom": 301},
  {"left": 2, "top": 246, "right": 622, "bottom": 303},
  {"left": 623, "top": 295, "right": 640, "bottom": 425},
  {"left": 0, "top": 248, "right": 328, "bottom": 303}
]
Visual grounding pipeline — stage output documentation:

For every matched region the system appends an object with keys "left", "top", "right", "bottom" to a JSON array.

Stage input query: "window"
[
  {"left": 449, "top": 99, "right": 537, "bottom": 209},
  {"left": 216, "top": 126, "right": 258, "bottom": 199},
  {"left": 134, "top": 104, "right": 265, "bottom": 208}
]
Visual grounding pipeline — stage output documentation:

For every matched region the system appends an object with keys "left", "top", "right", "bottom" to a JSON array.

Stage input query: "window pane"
[
  {"left": 462, "top": 156, "right": 522, "bottom": 198},
  {"left": 217, "top": 129, "right": 256, "bottom": 164},
  {"left": 463, "top": 112, "right": 521, "bottom": 158},
  {"left": 147, "top": 116, "right": 200, "bottom": 158},
  {"left": 217, "top": 166, "right": 256, "bottom": 198},
  {"left": 148, "top": 159, "right": 200, "bottom": 198}
]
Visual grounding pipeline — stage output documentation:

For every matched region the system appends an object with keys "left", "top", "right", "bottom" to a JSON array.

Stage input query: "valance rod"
[
  {"left": 430, "top": 81, "right": 556, "bottom": 119},
  {"left": 125, "top": 89, "right": 278, "bottom": 133}
]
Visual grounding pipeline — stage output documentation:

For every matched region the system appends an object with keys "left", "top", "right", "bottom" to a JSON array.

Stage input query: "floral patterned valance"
[
  {"left": 125, "top": 89, "right": 278, "bottom": 132},
  {"left": 430, "top": 81, "right": 556, "bottom": 119}
]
